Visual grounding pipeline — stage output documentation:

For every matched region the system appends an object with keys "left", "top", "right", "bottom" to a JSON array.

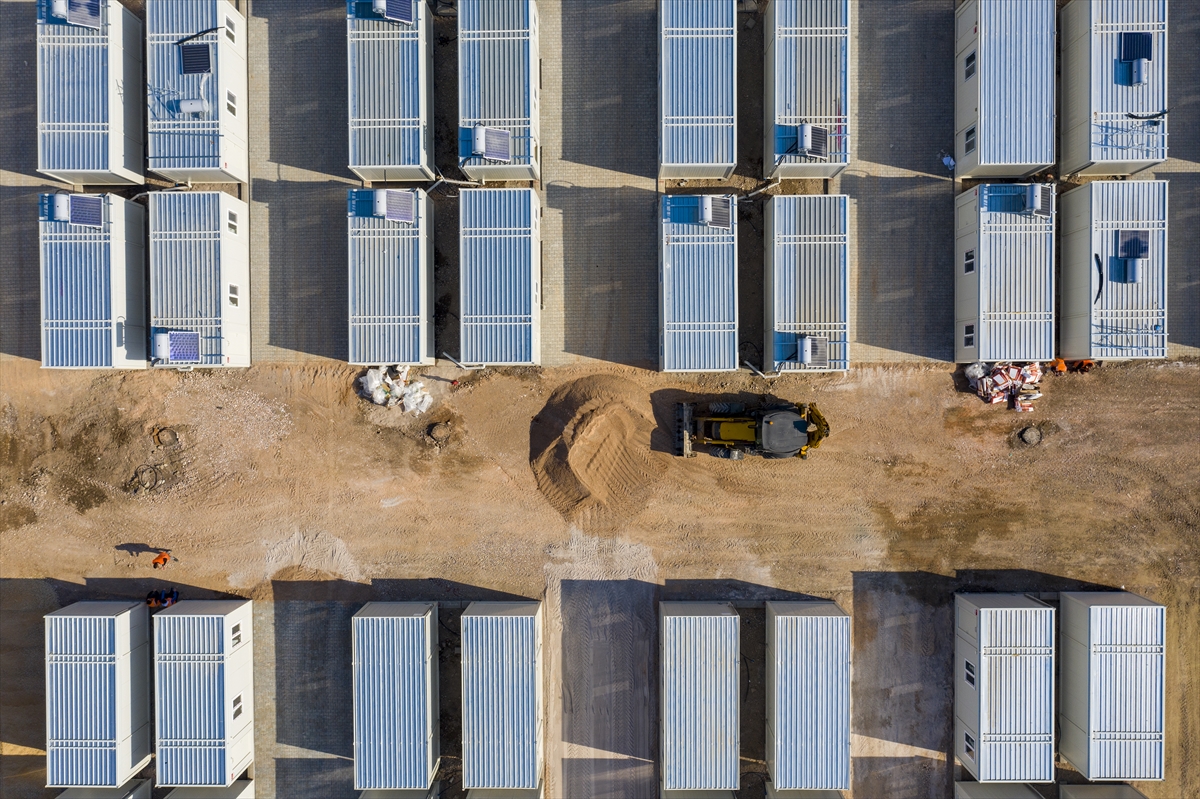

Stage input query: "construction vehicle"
[{"left": 675, "top": 400, "right": 829, "bottom": 460}]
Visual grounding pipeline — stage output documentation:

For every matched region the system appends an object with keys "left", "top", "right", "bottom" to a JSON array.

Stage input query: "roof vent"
[
  {"left": 374, "top": 0, "right": 415, "bottom": 24},
  {"left": 1024, "top": 184, "right": 1053, "bottom": 218},
  {"left": 798, "top": 336, "right": 830, "bottom": 369},
  {"left": 373, "top": 189, "right": 415, "bottom": 224},
  {"left": 799, "top": 124, "right": 830, "bottom": 159},
  {"left": 179, "top": 43, "right": 212, "bottom": 75},
  {"left": 700, "top": 196, "right": 733, "bottom": 229},
  {"left": 471, "top": 125, "right": 513, "bottom": 163},
  {"left": 68, "top": 195, "right": 103, "bottom": 228},
  {"left": 56, "top": 0, "right": 100, "bottom": 29},
  {"left": 1117, "top": 229, "right": 1149, "bottom": 283},
  {"left": 154, "top": 331, "right": 201, "bottom": 363}
]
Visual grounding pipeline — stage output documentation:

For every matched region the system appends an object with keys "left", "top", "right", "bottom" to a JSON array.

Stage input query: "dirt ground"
[{"left": 1, "top": 357, "right": 1197, "bottom": 798}]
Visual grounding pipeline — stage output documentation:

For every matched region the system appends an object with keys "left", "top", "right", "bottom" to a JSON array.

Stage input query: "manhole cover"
[
  {"left": 155, "top": 427, "right": 178, "bottom": 447},
  {"left": 1019, "top": 426, "right": 1043, "bottom": 446},
  {"left": 134, "top": 465, "right": 161, "bottom": 491},
  {"left": 428, "top": 422, "right": 452, "bottom": 444}
]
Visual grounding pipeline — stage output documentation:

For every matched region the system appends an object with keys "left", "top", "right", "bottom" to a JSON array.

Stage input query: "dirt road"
[{"left": 1, "top": 357, "right": 1197, "bottom": 798}]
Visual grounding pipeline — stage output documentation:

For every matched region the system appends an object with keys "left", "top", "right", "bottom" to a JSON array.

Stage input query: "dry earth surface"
[{"left": 1, "top": 357, "right": 1198, "bottom": 798}]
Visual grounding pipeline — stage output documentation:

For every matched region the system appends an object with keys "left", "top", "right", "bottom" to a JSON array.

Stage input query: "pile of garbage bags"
[
  {"left": 358, "top": 366, "right": 433, "bottom": 414},
  {"left": 965, "top": 361, "right": 1043, "bottom": 412}
]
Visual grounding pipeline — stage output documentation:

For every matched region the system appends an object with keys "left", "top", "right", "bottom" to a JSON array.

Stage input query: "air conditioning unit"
[
  {"left": 1024, "top": 184, "right": 1053, "bottom": 218},
  {"left": 153, "top": 331, "right": 201, "bottom": 364},
  {"left": 375, "top": 0, "right": 415, "bottom": 24},
  {"left": 471, "top": 125, "right": 513, "bottom": 163},
  {"left": 1117, "top": 229, "right": 1149, "bottom": 283},
  {"left": 55, "top": 0, "right": 100, "bottom": 29},
  {"left": 798, "top": 336, "right": 830, "bottom": 369},
  {"left": 373, "top": 189, "right": 415, "bottom": 224},
  {"left": 55, "top": 195, "right": 103, "bottom": 227},
  {"left": 799, "top": 124, "right": 830, "bottom": 159},
  {"left": 700, "top": 196, "right": 732, "bottom": 229}
]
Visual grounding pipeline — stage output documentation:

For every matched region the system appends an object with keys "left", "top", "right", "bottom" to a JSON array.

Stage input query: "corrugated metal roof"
[
  {"left": 661, "top": 606, "right": 740, "bottom": 791},
  {"left": 661, "top": 0, "right": 736, "bottom": 168},
  {"left": 149, "top": 191, "right": 227, "bottom": 365},
  {"left": 977, "top": 0, "right": 1055, "bottom": 166},
  {"left": 1086, "top": 602, "right": 1165, "bottom": 780},
  {"left": 146, "top": 0, "right": 227, "bottom": 172},
  {"left": 37, "top": 0, "right": 112, "bottom": 173},
  {"left": 459, "top": 188, "right": 537, "bottom": 365},
  {"left": 460, "top": 605, "right": 541, "bottom": 790},
  {"left": 768, "top": 195, "right": 849, "bottom": 372},
  {"left": 770, "top": 610, "right": 851, "bottom": 791},
  {"left": 40, "top": 194, "right": 116, "bottom": 368},
  {"left": 976, "top": 606, "right": 1055, "bottom": 783},
  {"left": 347, "top": 1, "right": 428, "bottom": 171},
  {"left": 1089, "top": 0, "right": 1168, "bottom": 164},
  {"left": 769, "top": 0, "right": 850, "bottom": 168},
  {"left": 975, "top": 185, "right": 1055, "bottom": 362},
  {"left": 348, "top": 189, "right": 428, "bottom": 365},
  {"left": 1086, "top": 180, "right": 1168, "bottom": 359},
  {"left": 45, "top": 612, "right": 120, "bottom": 787},
  {"left": 660, "top": 195, "right": 738, "bottom": 372},
  {"left": 352, "top": 607, "right": 434, "bottom": 791},
  {"left": 458, "top": 0, "right": 536, "bottom": 169}
]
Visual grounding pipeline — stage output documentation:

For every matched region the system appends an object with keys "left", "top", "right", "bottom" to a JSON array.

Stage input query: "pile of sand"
[{"left": 530, "top": 375, "right": 665, "bottom": 531}]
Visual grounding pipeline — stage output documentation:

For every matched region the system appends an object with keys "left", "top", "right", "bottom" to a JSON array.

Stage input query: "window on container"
[
  {"left": 233, "top": 694, "right": 243, "bottom": 719},
  {"left": 226, "top": 91, "right": 237, "bottom": 116},
  {"left": 225, "top": 17, "right": 236, "bottom": 44},
  {"left": 965, "top": 660, "right": 976, "bottom": 687},
  {"left": 231, "top": 623, "right": 242, "bottom": 646},
  {"left": 228, "top": 284, "right": 239, "bottom": 307},
  {"left": 964, "top": 732, "right": 976, "bottom": 760},
  {"left": 227, "top": 210, "right": 238, "bottom": 234},
  {"left": 964, "top": 324, "right": 975, "bottom": 348},
  {"left": 965, "top": 51, "right": 976, "bottom": 80},
  {"left": 965, "top": 126, "right": 976, "bottom": 154},
  {"left": 964, "top": 249, "right": 975, "bottom": 274}
]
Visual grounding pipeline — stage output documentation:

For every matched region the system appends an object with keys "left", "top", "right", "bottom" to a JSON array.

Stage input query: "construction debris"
[
  {"left": 357, "top": 366, "right": 433, "bottom": 414},
  {"left": 966, "top": 361, "right": 1044, "bottom": 412}
]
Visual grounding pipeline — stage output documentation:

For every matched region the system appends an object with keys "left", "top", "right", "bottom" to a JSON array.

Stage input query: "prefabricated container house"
[
  {"left": 660, "top": 0, "right": 736, "bottom": 180},
  {"left": 763, "top": 195, "right": 849, "bottom": 373},
  {"left": 1060, "top": 592, "right": 1165, "bottom": 782},
  {"left": 1060, "top": 180, "right": 1168, "bottom": 361},
  {"left": 660, "top": 602, "right": 739, "bottom": 799},
  {"left": 347, "top": 188, "right": 434, "bottom": 366},
  {"left": 37, "top": 0, "right": 143, "bottom": 186},
  {"left": 1061, "top": 0, "right": 1168, "bottom": 176},
  {"left": 347, "top": 0, "right": 435, "bottom": 182},
  {"left": 58, "top": 779, "right": 152, "bottom": 799},
  {"left": 659, "top": 194, "right": 739, "bottom": 373},
  {"left": 458, "top": 0, "right": 540, "bottom": 182},
  {"left": 954, "top": 594, "right": 1056, "bottom": 784},
  {"left": 39, "top": 193, "right": 146, "bottom": 369},
  {"left": 148, "top": 191, "right": 250, "bottom": 368},
  {"left": 163, "top": 780, "right": 254, "bottom": 799},
  {"left": 459, "top": 188, "right": 541, "bottom": 366},
  {"left": 764, "top": 0, "right": 850, "bottom": 179},
  {"left": 146, "top": 0, "right": 248, "bottom": 184},
  {"left": 954, "top": 784, "right": 1043, "bottom": 799},
  {"left": 1059, "top": 786, "right": 1150, "bottom": 799},
  {"left": 154, "top": 600, "right": 253, "bottom": 788},
  {"left": 44, "top": 602, "right": 151, "bottom": 789},
  {"left": 954, "top": 184, "right": 1055, "bottom": 363},
  {"left": 460, "top": 602, "right": 543, "bottom": 797},
  {"left": 954, "top": 0, "right": 1056, "bottom": 178},
  {"left": 352, "top": 603, "right": 439, "bottom": 794},
  {"left": 765, "top": 602, "right": 850, "bottom": 798}
]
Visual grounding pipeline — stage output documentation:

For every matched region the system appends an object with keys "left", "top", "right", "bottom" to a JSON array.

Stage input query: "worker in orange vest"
[{"left": 151, "top": 550, "right": 176, "bottom": 569}]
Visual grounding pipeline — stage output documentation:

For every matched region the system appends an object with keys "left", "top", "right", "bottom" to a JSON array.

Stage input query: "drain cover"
[
  {"left": 428, "top": 422, "right": 451, "bottom": 444},
  {"left": 1019, "top": 426, "right": 1043, "bottom": 446},
  {"left": 155, "top": 427, "right": 179, "bottom": 447}
]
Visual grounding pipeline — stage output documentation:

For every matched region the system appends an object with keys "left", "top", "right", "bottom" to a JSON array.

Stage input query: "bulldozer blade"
[{"left": 676, "top": 403, "right": 695, "bottom": 458}]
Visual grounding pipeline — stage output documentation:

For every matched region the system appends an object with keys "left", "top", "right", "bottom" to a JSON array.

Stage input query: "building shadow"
[
  {"left": 1158, "top": 172, "right": 1200, "bottom": 349},
  {"left": 840, "top": 174, "right": 954, "bottom": 360},
  {"left": 430, "top": 188, "right": 461, "bottom": 358},
  {"left": 252, "top": 178, "right": 349, "bottom": 359},
  {"left": 546, "top": 183, "right": 659, "bottom": 367},
  {"left": 735, "top": 0, "right": 765, "bottom": 183},
  {"left": 738, "top": 195, "right": 766, "bottom": 369},
  {"left": 559, "top": 0, "right": 657, "bottom": 179}
]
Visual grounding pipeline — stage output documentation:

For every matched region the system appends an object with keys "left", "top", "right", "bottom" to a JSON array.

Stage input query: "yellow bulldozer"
[{"left": 675, "top": 400, "right": 829, "bottom": 460}]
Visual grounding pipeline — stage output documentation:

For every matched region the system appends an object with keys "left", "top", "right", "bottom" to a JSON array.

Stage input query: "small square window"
[
  {"left": 228, "top": 284, "right": 240, "bottom": 307},
  {"left": 965, "top": 732, "right": 976, "bottom": 760},
  {"left": 226, "top": 91, "right": 237, "bottom": 116},
  {"left": 965, "top": 51, "right": 976, "bottom": 80},
  {"left": 965, "top": 660, "right": 976, "bottom": 687},
  {"left": 231, "top": 623, "right": 242, "bottom": 646},
  {"left": 227, "top": 210, "right": 238, "bottom": 234},
  {"left": 225, "top": 17, "right": 236, "bottom": 43},
  {"left": 964, "top": 324, "right": 975, "bottom": 349},
  {"left": 965, "top": 126, "right": 976, "bottom": 154},
  {"left": 964, "top": 249, "right": 975, "bottom": 274},
  {"left": 233, "top": 694, "right": 243, "bottom": 718}
]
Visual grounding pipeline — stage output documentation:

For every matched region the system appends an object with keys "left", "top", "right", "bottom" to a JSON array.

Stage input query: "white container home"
[
  {"left": 954, "top": 184, "right": 1055, "bottom": 363},
  {"left": 659, "top": 194, "right": 739, "bottom": 373},
  {"left": 40, "top": 193, "right": 146, "bottom": 369},
  {"left": 44, "top": 602, "right": 151, "bottom": 790},
  {"left": 764, "top": 0, "right": 850, "bottom": 179},
  {"left": 37, "top": 0, "right": 143, "bottom": 186},
  {"left": 1060, "top": 180, "right": 1168, "bottom": 360},
  {"left": 1060, "top": 592, "right": 1165, "bottom": 782},
  {"left": 146, "top": 0, "right": 248, "bottom": 184},
  {"left": 347, "top": 0, "right": 435, "bottom": 182},
  {"left": 1061, "top": 0, "right": 1168, "bottom": 176},
  {"left": 763, "top": 195, "right": 850, "bottom": 373},
  {"left": 352, "top": 603, "right": 439, "bottom": 796},
  {"left": 954, "top": 0, "right": 1056, "bottom": 178},
  {"left": 954, "top": 594, "right": 1055, "bottom": 784},
  {"left": 954, "top": 784, "right": 1043, "bottom": 799},
  {"left": 149, "top": 191, "right": 250, "bottom": 368},
  {"left": 154, "top": 600, "right": 254, "bottom": 789},
  {"left": 348, "top": 188, "right": 434, "bottom": 366},
  {"left": 660, "top": 0, "right": 736, "bottom": 180},
  {"left": 460, "top": 602, "right": 543, "bottom": 798},
  {"left": 660, "top": 602, "right": 739, "bottom": 799},
  {"left": 459, "top": 188, "right": 541, "bottom": 366},
  {"left": 458, "top": 0, "right": 540, "bottom": 182},
  {"left": 765, "top": 602, "right": 850, "bottom": 798}
]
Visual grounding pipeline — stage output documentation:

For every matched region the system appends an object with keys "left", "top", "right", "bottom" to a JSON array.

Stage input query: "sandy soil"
[{"left": 1, "top": 357, "right": 1198, "bottom": 798}]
